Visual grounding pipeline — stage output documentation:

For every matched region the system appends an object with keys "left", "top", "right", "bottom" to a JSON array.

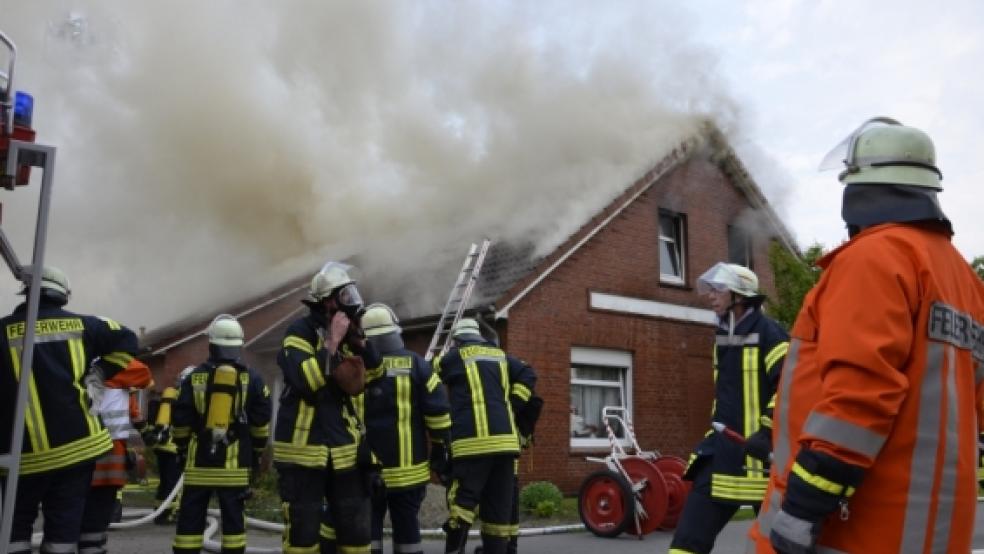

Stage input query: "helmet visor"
[
  {"left": 335, "top": 283, "right": 363, "bottom": 308},
  {"left": 818, "top": 117, "right": 902, "bottom": 171},
  {"left": 696, "top": 263, "right": 734, "bottom": 295}
]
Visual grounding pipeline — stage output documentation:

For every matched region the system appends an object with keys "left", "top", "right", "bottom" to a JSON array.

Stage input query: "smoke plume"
[{"left": 0, "top": 1, "right": 751, "bottom": 330}]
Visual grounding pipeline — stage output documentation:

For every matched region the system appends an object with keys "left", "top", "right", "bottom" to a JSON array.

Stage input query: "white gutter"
[{"left": 150, "top": 284, "right": 307, "bottom": 356}]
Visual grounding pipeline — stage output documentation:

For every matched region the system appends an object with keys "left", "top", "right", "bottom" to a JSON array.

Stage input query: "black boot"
[{"left": 444, "top": 520, "right": 471, "bottom": 554}]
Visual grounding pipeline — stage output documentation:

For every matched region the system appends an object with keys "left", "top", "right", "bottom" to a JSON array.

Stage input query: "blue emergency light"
[{"left": 13, "top": 91, "right": 33, "bottom": 127}]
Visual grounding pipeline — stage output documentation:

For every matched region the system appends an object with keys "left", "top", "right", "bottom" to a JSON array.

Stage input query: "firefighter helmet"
[
  {"left": 696, "top": 262, "right": 759, "bottom": 298},
  {"left": 819, "top": 117, "right": 942, "bottom": 190},
  {"left": 307, "top": 261, "right": 356, "bottom": 302},
  {"left": 20, "top": 266, "right": 71, "bottom": 302},
  {"left": 362, "top": 303, "right": 400, "bottom": 337},
  {"left": 178, "top": 365, "right": 196, "bottom": 385},
  {"left": 207, "top": 314, "right": 244, "bottom": 346},
  {"left": 452, "top": 318, "right": 482, "bottom": 339}
]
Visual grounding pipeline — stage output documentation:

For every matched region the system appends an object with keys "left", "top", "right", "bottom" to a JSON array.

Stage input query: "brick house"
[{"left": 141, "top": 125, "right": 797, "bottom": 494}]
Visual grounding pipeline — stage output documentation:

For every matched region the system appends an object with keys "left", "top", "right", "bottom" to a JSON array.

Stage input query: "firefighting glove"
[
  {"left": 771, "top": 448, "right": 864, "bottom": 554},
  {"left": 744, "top": 420, "right": 773, "bottom": 463},
  {"left": 141, "top": 427, "right": 159, "bottom": 447},
  {"left": 429, "top": 442, "right": 450, "bottom": 485}
]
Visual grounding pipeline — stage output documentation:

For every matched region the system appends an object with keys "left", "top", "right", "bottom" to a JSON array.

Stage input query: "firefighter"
[
  {"left": 79, "top": 358, "right": 154, "bottom": 554},
  {"left": 435, "top": 318, "right": 537, "bottom": 554},
  {"left": 0, "top": 266, "right": 139, "bottom": 554},
  {"left": 360, "top": 303, "right": 451, "bottom": 554},
  {"left": 669, "top": 263, "right": 789, "bottom": 554},
  {"left": 171, "top": 314, "right": 272, "bottom": 554},
  {"left": 273, "top": 262, "right": 381, "bottom": 554},
  {"left": 747, "top": 118, "right": 984, "bottom": 553},
  {"left": 143, "top": 367, "right": 194, "bottom": 525}
]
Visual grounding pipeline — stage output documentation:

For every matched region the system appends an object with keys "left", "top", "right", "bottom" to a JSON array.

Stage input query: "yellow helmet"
[{"left": 362, "top": 303, "right": 401, "bottom": 337}]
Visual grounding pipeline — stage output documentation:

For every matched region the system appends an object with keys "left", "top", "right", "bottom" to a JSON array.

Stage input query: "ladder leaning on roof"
[
  {"left": 424, "top": 238, "right": 492, "bottom": 362},
  {"left": 0, "top": 30, "right": 60, "bottom": 549}
]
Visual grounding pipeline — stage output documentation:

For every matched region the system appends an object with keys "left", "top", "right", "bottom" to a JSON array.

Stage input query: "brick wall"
[{"left": 501, "top": 155, "right": 782, "bottom": 493}]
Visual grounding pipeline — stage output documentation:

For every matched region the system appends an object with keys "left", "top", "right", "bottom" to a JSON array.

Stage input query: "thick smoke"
[{"left": 0, "top": 1, "right": 748, "bottom": 330}]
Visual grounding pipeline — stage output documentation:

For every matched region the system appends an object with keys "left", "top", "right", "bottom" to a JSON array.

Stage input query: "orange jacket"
[{"left": 749, "top": 223, "right": 984, "bottom": 553}]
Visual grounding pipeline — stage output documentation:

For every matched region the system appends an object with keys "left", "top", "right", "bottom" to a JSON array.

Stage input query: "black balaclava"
[{"left": 842, "top": 183, "right": 952, "bottom": 238}]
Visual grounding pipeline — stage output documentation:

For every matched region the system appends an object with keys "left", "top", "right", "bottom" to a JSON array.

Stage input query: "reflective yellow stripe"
[
  {"left": 250, "top": 424, "right": 270, "bottom": 438},
  {"left": 710, "top": 472, "right": 769, "bottom": 501},
  {"left": 10, "top": 346, "right": 46, "bottom": 452},
  {"left": 500, "top": 360, "right": 517, "bottom": 436},
  {"left": 172, "top": 427, "right": 191, "bottom": 439},
  {"left": 226, "top": 440, "right": 239, "bottom": 469},
  {"left": 450, "top": 501, "right": 476, "bottom": 524},
  {"left": 102, "top": 351, "right": 134, "bottom": 369},
  {"left": 451, "top": 434, "right": 519, "bottom": 457},
  {"left": 69, "top": 338, "right": 99, "bottom": 435},
  {"left": 102, "top": 318, "right": 122, "bottom": 331},
  {"left": 272, "top": 441, "right": 328, "bottom": 468},
  {"left": 425, "top": 372, "right": 442, "bottom": 393},
  {"left": 397, "top": 375, "right": 412, "bottom": 468},
  {"left": 424, "top": 413, "right": 451, "bottom": 430},
  {"left": 765, "top": 341, "right": 789, "bottom": 372},
  {"left": 329, "top": 442, "right": 359, "bottom": 470},
  {"left": 20, "top": 428, "right": 112, "bottom": 474},
  {"left": 291, "top": 401, "right": 314, "bottom": 445},
  {"left": 221, "top": 533, "right": 247, "bottom": 548},
  {"left": 338, "top": 545, "right": 370, "bottom": 554},
  {"left": 742, "top": 346, "right": 762, "bottom": 474},
  {"left": 320, "top": 523, "right": 336, "bottom": 540},
  {"left": 184, "top": 467, "right": 249, "bottom": 487},
  {"left": 381, "top": 461, "right": 430, "bottom": 488},
  {"left": 481, "top": 522, "right": 515, "bottom": 537},
  {"left": 301, "top": 358, "right": 326, "bottom": 390},
  {"left": 284, "top": 335, "right": 315, "bottom": 355},
  {"left": 465, "top": 361, "right": 489, "bottom": 437},
  {"left": 791, "top": 462, "right": 855, "bottom": 497},
  {"left": 510, "top": 382, "right": 531, "bottom": 402},
  {"left": 174, "top": 534, "right": 205, "bottom": 549}
]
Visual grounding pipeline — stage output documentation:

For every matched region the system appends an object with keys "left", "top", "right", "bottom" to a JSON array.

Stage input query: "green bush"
[{"left": 519, "top": 481, "right": 562, "bottom": 516}]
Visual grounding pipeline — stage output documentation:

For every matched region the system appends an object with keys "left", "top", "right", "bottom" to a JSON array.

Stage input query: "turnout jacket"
[
  {"left": 273, "top": 311, "right": 381, "bottom": 471},
  {"left": 688, "top": 307, "right": 789, "bottom": 504},
  {"left": 363, "top": 344, "right": 451, "bottom": 489},
  {"left": 0, "top": 300, "right": 138, "bottom": 475},
  {"left": 435, "top": 337, "right": 537, "bottom": 459},
  {"left": 172, "top": 360, "right": 271, "bottom": 488},
  {"left": 750, "top": 223, "right": 984, "bottom": 553}
]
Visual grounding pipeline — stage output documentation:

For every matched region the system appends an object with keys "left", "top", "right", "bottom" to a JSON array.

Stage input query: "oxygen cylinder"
[
  {"left": 206, "top": 364, "right": 238, "bottom": 452},
  {"left": 156, "top": 387, "right": 178, "bottom": 426}
]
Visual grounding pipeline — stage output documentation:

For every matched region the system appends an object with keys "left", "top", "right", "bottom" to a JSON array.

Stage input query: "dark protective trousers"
[
  {"left": 370, "top": 485, "right": 426, "bottom": 554},
  {"left": 172, "top": 485, "right": 247, "bottom": 554},
  {"left": 446, "top": 455, "right": 516, "bottom": 554},
  {"left": 669, "top": 460, "right": 760, "bottom": 554},
  {"left": 79, "top": 485, "right": 122, "bottom": 554},
  {"left": 3, "top": 460, "right": 94, "bottom": 554},
  {"left": 156, "top": 451, "right": 182, "bottom": 505},
  {"left": 279, "top": 464, "right": 371, "bottom": 554}
]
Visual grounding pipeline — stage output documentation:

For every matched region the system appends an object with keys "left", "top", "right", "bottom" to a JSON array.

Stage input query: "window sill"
[{"left": 658, "top": 278, "right": 691, "bottom": 290}]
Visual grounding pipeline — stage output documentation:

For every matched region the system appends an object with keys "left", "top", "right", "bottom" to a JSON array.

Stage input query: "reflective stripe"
[
  {"left": 284, "top": 335, "right": 315, "bottom": 355},
  {"left": 381, "top": 460, "right": 430, "bottom": 489},
  {"left": 424, "top": 413, "right": 451, "bottom": 429},
  {"left": 710, "top": 472, "right": 768, "bottom": 502},
  {"left": 184, "top": 467, "right": 249, "bottom": 487},
  {"left": 791, "top": 462, "right": 854, "bottom": 497},
  {"left": 292, "top": 400, "right": 315, "bottom": 445},
  {"left": 451, "top": 434, "right": 519, "bottom": 457},
  {"left": 765, "top": 341, "right": 789, "bottom": 372},
  {"left": 510, "top": 382, "right": 531, "bottom": 401},
  {"left": 716, "top": 333, "right": 760, "bottom": 346},
  {"left": 173, "top": 534, "right": 205, "bottom": 548},
  {"left": 465, "top": 361, "right": 489, "bottom": 438},
  {"left": 20, "top": 428, "right": 111, "bottom": 474},
  {"left": 301, "top": 358, "right": 326, "bottom": 391},
  {"left": 773, "top": 339, "right": 801, "bottom": 472},
  {"left": 394, "top": 542, "right": 423, "bottom": 552},
  {"left": 320, "top": 522, "right": 337, "bottom": 539},
  {"left": 338, "top": 545, "right": 370, "bottom": 554},
  {"left": 371, "top": 539, "right": 384, "bottom": 551},
  {"left": 222, "top": 533, "right": 247, "bottom": 548},
  {"left": 802, "top": 411, "right": 887, "bottom": 459},
  {"left": 329, "top": 442, "right": 359, "bottom": 470},
  {"left": 931, "top": 345, "right": 959, "bottom": 553},
  {"left": 397, "top": 374, "right": 412, "bottom": 468},
  {"left": 272, "top": 440, "right": 329, "bottom": 468},
  {"left": 425, "top": 372, "right": 442, "bottom": 393},
  {"left": 102, "top": 351, "right": 134, "bottom": 369},
  {"left": 900, "top": 342, "right": 945, "bottom": 553},
  {"left": 742, "top": 346, "right": 763, "bottom": 474},
  {"left": 8, "top": 541, "right": 31, "bottom": 553},
  {"left": 8, "top": 329, "right": 84, "bottom": 348},
  {"left": 481, "top": 521, "right": 514, "bottom": 537}
]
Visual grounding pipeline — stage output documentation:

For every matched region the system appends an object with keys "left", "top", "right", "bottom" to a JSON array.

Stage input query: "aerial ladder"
[
  {"left": 424, "top": 238, "right": 491, "bottom": 362},
  {"left": 0, "top": 30, "right": 59, "bottom": 549}
]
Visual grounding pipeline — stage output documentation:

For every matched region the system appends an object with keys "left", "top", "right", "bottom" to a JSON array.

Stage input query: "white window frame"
[
  {"left": 570, "top": 347, "right": 633, "bottom": 449},
  {"left": 659, "top": 210, "right": 686, "bottom": 285}
]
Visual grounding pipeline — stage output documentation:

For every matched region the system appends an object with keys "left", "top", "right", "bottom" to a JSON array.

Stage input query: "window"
[
  {"left": 659, "top": 210, "right": 686, "bottom": 284},
  {"left": 728, "top": 225, "right": 754, "bottom": 269},
  {"left": 570, "top": 347, "right": 632, "bottom": 448}
]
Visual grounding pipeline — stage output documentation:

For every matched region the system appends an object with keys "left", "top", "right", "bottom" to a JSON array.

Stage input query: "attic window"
[
  {"left": 728, "top": 225, "right": 754, "bottom": 269},
  {"left": 659, "top": 210, "right": 686, "bottom": 285}
]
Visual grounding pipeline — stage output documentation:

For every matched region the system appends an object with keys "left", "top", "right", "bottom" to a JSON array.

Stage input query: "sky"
[{"left": 0, "top": 1, "right": 981, "bottom": 331}]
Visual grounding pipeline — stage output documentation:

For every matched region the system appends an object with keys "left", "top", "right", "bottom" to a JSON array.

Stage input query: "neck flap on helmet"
[
  {"left": 368, "top": 332, "right": 405, "bottom": 353},
  {"left": 842, "top": 183, "right": 952, "bottom": 237}
]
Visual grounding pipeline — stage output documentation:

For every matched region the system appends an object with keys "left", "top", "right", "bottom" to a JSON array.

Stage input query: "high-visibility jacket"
[
  {"left": 172, "top": 360, "right": 271, "bottom": 488},
  {"left": 363, "top": 346, "right": 451, "bottom": 489},
  {"left": 272, "top": 311, "right": 381, "bottom": 471},
  {"left": 0, "top": 300, "right": 138, "bottom": 475},
  {"left": 686, "top": 308, "right": 788, "bottom": 504},
  {"left": 749, "top": 223, "right": 984, "bottom": 553},
  {"left": 91, "top": 359, "right": 153, "bottom": 488},
  {"left": 435, "top": 337, "right": 537, "bottom": 459}
]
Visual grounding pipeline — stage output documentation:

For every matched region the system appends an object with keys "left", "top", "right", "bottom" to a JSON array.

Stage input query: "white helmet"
[
  {"left": 21, "top": 266, "right": 71, "bottom": 302},
  {"left": 178, "top": 365, "right": 196, "bottom": 385},
  {"left": 362, "top": 303, "right": 401, "bottom": 337},
  {"left": 207, "top": 314, "right": 244, "bottom": 346},
  {"left": 452, "top": 318, "right": 482, "bottom": 339},
  {"left": 696, "top": 262, "right": 760, "bottom": 298},
  {"left": 307, "top": 261, "right": 357, "bottom": 303}
]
